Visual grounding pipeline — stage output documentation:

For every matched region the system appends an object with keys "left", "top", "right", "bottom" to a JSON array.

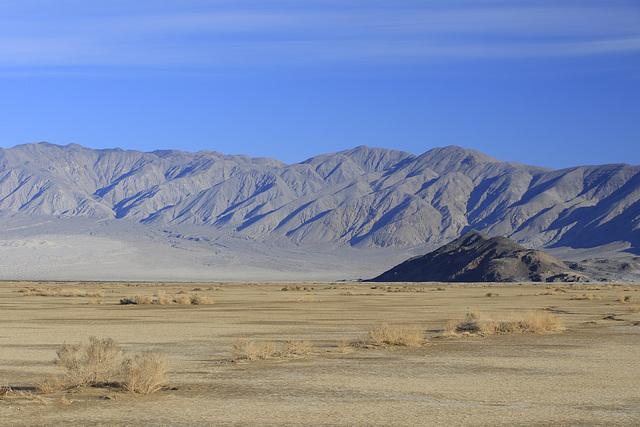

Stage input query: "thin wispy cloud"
[{"left": 1, "top": 1, "right": 639, "bottom": 70}]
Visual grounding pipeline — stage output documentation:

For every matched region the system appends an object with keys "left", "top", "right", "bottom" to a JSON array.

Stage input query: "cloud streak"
[{"left": 1, "top": 1, "right": 639, "bottom": 70}]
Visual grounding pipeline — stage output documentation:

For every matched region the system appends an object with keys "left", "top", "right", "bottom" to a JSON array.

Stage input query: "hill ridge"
[
  {"left": 0, "top": 142, "right": 638, "bottom": 253},
  {"left": 369, "top": 230, "right": 588, "bottom": 282}
]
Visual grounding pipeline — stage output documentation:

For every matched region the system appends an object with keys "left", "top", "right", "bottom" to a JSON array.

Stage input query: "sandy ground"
[
  {"left": 1, "top": 280, "right": 639, "bottom": 426},
  {"left": 0, "top": 217, "right": 416, "bottom": 282}
]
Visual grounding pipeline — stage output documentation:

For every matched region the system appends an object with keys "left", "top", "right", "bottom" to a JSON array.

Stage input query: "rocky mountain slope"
[
  {"left": 368, "top": 230, "right": 587, "bottom": 282},
  {"left": 0, "top": 142, "right": 638, "bottom": 255}
]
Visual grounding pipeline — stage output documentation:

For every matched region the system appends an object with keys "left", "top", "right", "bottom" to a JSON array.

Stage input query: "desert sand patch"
[{"left": 1, "top": 281, "right": 639, "bottom": 426}]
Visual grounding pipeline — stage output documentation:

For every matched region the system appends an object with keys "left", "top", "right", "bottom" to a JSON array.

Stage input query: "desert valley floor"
[{"left": 1, "top": 280, "right": 639, "bottom": 426}]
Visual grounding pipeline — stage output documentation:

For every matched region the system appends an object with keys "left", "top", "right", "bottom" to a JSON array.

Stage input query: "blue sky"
[{"left": 1, "top": 0, "right": 639, "bottom": 169}]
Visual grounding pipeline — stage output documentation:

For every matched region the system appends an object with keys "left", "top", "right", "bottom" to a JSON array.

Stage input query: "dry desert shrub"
[
  {"left": 173, "top": 294, "right": 192, "bottom": 305},
  {"left": 18, "top": 287, "right": 104, "bottom": 298},
  {"left": 629, "top": 305, "right": 639, "bottom": 313},
  {"left": 0, "top": 386, "right": 20, "bottom": 399},
  {"left": 38, "top": 337, "right": 169, "bottom": 395},
  {"left": 445, "top": 311, "right": 564, "bottom": 336},
  {"left": 518, "top": 290, "right": 565, "bottom": 297},
  {"left": 282, "top": 340, "right": 313, "bottom": 356},
  {"left": 121, "top": 351, "right": 168, "bottom": 395},
  {"left": 443, "top": 319, "right": 461, "bottom": 336},
  {"left": 376, "top": 285, "right": 428, "bottom": 293},
  {"left": 619, "top": 295, "right": 636, "bottom": 303},
  {"left": 190, "top": 294, "right": 214, "bottom": 305},
  {"left": 135, "top": 295, "right": 153, "bottom": 305},
  {"left": 570, "top": 293, "right": 601, "bottom": 300},
  {"left": 155, "top": 290, "right": 173, "bottom": 305},
  {"left": 281, "top": 285, "right": 314, "bottom": 291},
  {"left": 232, "top": 340, "right": 259, "bottom": 360},
  {"left": 0, "top": 386, "right": 40, "bottom": 402},
  {"left": 36, "top": 375, "right": 68, "bottom": 393},
  {"left": 528, "top": 311, "right": 565, "bottom": 332},
  {"left": 120, "top": 292, "right": 214, "bottom": 306},
  {"left": 369, "top": 324, "right": 425, "bottom": 347},
  {"left": 257, "top": 341, "right": 277, "bottom": 359},
  {"left": 232, "top": 339, "right": 277, "bottom": 360},
  {"left": 55, "top": 337, "right": 124, "bottom": 387},
  {"left": 286, "top": 295, "right": 317, "bottom": 302},
  {"left": 336, "top": 339, "right": 354, "bottom": 354}
]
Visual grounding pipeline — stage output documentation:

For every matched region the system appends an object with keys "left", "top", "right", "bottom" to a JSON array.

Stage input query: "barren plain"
[{"left": 1, "top": 280, "right": 639, "bottom": 426}]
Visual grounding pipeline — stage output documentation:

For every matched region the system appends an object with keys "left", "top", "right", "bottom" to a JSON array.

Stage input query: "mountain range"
[{"left": 0, "top": 142, "right": 638, "bottom": 281}]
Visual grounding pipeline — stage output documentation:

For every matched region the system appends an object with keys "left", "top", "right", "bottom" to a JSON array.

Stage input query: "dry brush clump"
[
  {"left": 281, "top": 285, "right": 315, "bottom": 291},
  {"left": 0, "top": 386, "right": 45, "bottom": 404},
  {"left": 54, "top": 337, "right": 123, "bottom": 387},
  {"left": 121, "top": 351, "right": 169, "bottom": 395},
  {"left": 285, "top": 295, "right": 317, "bottom": 302},
  {"left": 368, "top": 324, "right": 425, "bottom": 347},
  {"left": 232, "top": 339, "right": 316, "bottom": 361},
  {"left": 281, "top": 340, "right": 314, "bottom": 356},
  {"left": 518, "top": 289, "right": 567, "bottom": 297},
  {"left": 190, "top": 294, "right": 214, "bottom": 305},
  {"left": 120, "top": 291, "right": 213, "bottom": 306},
  {"left": 369, "top": 285, "right": 428, "bottom": 293},
  {"left": 570, "top": 293, "right": 602, "bottom": 300},
  {"left": 232, "top": 339, "right": 278, "bottom": 360},
  {"left": 17, "top": 287, "right": 104, "bottom": 298},
  {"left": 38, "top": 337, "right": 168, "bottom": 395},
  {"left": 444, "top": 310, "right": 565, "bottom": 336},
  {"left": 335, "top": 339, "right": 354, "bottom": 354}
]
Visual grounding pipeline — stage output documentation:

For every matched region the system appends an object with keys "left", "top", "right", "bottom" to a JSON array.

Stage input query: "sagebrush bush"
[
  {"left": 369, "top": 324, "right": 425, "bottom": 347},
  {"left": 336, "top": 339, "right": 353, "bottom": 354},
  {"left": 190, "top": 294, "right": 214, "bottom": 305},
  {"left": 570, "top": 293, "right": 601, "bottom": 300},
  {"left": 445, "top": 310, "right": 564, "bottom": 336},
  {"left": 232, "top": 339, "right": 277, "bottom": 360},
  {"left": 39, "top": 337, "right": 168, "bottom": 395},
  {"left": 55, "top": 337, "right": 124, "bottom": 386},
  {"left": 18, "top": 287, "right": 104, "bottom": 298},
  {"left": 36, "top": 376, "right": 68, "bottom": 394},
  {"left": 155, "top": 290, "right": 173, "bottom": 305},
  {"left": 120, "top": 292, "right": 214, "bottom": 305},
  {"left": 121, "top": 351, "right": 168, "bottom": 395},
  {"left": 282, "top": 340, "right": 313, "bottom": 356},
  {"left": 173, "top": 294, "right": 192, "bottom": 305},
  {"left": 135, "top": 295, "right": 153, "bottom": 305}
]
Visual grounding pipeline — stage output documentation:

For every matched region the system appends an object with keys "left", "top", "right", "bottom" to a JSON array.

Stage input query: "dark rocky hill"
[{"left": 369, "top": 230, "right": 588, "bottom": 282}]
